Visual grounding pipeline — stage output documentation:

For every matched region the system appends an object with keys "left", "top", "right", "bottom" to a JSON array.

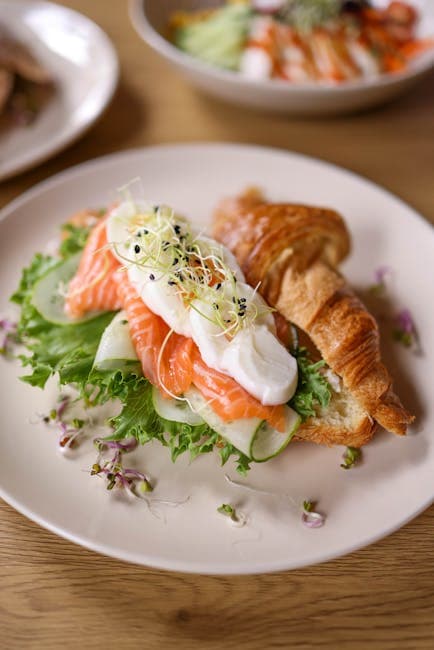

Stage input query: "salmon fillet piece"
[
  {"left": 65, "top": 217, "right": 123, "bottom": 318},
  {"left": 117, "top": 279, "right": 194, "bottom": 397}
]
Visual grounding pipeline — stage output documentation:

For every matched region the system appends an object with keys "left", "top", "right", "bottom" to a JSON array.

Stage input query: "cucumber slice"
[
  {"left": 250, "top": 408, "right": 301, "bottom": 462},
  {"left": 94, "top": 311, "right": 140, "bottom": 372},
  {"left": 31, "top": 253, "right": 103, "bottom": 325},
  {"left": 152, "top": 386, "right": 205, "bottom": 427},
  {"left": 186, "top": 388, "right": 300, "bottom": 461}
]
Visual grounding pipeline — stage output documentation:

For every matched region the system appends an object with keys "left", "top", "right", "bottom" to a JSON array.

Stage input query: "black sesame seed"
[
  {"left": 216, "top": 283, "right": 222, "bottom": 290},
  {"left": 168, "top": 280, "right": 176, "bottom": 286},
  {"left": 149, "top": 274, "right": 155, "bottom": 281},
  {"left": 174, "top": 225, "right": 181, "bottom": 235},
  {"left": 172, "top": 258, "right": 179, "bottom": 265},
  {"left": 134, "top": 244, "right": 141, "bottom": 254}
]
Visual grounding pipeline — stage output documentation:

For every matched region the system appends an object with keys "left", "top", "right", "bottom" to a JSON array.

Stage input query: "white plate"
[
  {"left": 130, "top": 0, "right": 434, "bottom": 115},
  {"left": 0, "top": 0, "right": 119, "bottom": 181},
  {"left": 0, "top": 144, "right": 433, "bottom": 574}
]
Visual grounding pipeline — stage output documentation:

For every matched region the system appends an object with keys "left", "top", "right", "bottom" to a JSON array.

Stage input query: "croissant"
[{"left": 213, "top": 189, "right": 414, "bottom": 444}]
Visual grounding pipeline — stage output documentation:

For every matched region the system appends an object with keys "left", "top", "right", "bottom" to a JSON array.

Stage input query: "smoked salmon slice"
[
  {"left": 65, "top": 217, "right": 122, "bottom": 318},
  {"left": 117, "top": 279, "right": 194, "bottom": 397},
  {"left": 190, "top": 346, "right": 286, "bottom": 432},
  {"left": 117, "top": 279, "right": 286, "bottom": 431}
]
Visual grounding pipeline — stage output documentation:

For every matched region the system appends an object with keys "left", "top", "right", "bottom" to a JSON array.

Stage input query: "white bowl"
[{"left": 129, "top": 0, "right": 434, "bottom": 115}]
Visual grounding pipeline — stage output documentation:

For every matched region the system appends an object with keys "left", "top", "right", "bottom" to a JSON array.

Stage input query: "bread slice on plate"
[{"left": 213, "top": 188, "right": 414, "bottom": 447}]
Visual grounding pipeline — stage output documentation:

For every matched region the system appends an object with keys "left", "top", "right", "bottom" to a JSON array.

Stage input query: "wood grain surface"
[{"left": 1, "top": 1, "right": 433, "bottom": 649}]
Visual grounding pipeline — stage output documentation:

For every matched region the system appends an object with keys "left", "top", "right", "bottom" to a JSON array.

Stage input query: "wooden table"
[{"left": 1, "top": 2, "right": 433, "bottom": 648}]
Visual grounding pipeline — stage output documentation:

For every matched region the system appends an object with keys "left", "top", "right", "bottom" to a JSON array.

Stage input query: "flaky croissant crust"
[
  {"left": 214, "top": 188, "right": 351, "bottom": 304},
  {"left": 213, "top": 189, "right": 414, "bottom": 437}
]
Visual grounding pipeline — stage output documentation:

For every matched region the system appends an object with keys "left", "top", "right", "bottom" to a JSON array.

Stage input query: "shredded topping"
[{"left": 110, "top": 203, "right": 272, "bottom": 340}]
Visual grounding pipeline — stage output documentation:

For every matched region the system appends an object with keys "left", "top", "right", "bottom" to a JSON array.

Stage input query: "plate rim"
[
  {"left": 1, "top": 142, "right": 433, "bottom": 236},
  {"left": 0, "top": 142, "right": 433, "bottom": 574},
  {"left": 0, "top": 0, "right": 120, "bottom": 182},
  {"left": 2, "top": 477, "right": 432, "bottom": 575}
]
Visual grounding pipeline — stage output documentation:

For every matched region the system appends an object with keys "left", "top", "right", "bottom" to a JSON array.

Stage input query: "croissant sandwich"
[{"left": 212, "top": 188, "right": 414, "bottom": 448}]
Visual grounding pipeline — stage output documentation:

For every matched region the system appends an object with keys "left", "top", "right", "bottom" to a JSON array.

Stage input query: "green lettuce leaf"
[
  {"left": 20, "top": 312, "right": 116, "bottom": 388},
  {"left": 290, "top": 347, "right": 331, "bottom": 420},
  {"left": 58, "top": 219, "right": 103, "bottom": 259}
]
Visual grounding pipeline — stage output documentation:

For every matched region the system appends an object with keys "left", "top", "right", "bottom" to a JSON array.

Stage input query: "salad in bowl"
[
  {"left": 169, "top": 0, "right": 433, "bottom": 83},
  {"left": 131, "top": 0, "right": 434, "bottom": 114}
]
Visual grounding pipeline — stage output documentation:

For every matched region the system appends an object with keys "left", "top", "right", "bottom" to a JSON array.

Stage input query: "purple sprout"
[
  {"left": 0, "top": 318, "right": 18, "bottom": 356},
  {"left": 94, "top": 438, "right": 138, "bottom": 453},
  {"left": 365, "top": 269, "right": 421, "bottom": 352},
  {"left": 393, "top": 308, "right": 419, "bottom": 349},
  {"left": 396, "top": 308, "right": 415, "bottom": 334},
  {"left": 369, "top": 266, "right": 392, "bottom": 296},
  {"left": 374, "top": 265, "right": 392, "bottom": 286},
  {"left": 44, "top": 396, "right": 85, "bottom": 449},
  {"left": 91, "top": 437, "right": 152, "bottom": 496},
  {"left": 301, "top": 501, "right": 325, "bottom": 529}
]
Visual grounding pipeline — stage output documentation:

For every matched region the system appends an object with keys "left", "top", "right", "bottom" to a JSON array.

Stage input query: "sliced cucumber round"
[
  {"left": 250, "top": 408, "right": 300, "bottom": 462},
  {"left": 31, "top": 253, "right": 103, "bottom": 325},
  {"left": 152, "top": 386, "right": 205, "bottom": 427},
  {"left": 185, "top": 388, "right": 300, "bottom": 461},
  {"left": 94, "top": 311, "right": 140, "bottom": 372}
]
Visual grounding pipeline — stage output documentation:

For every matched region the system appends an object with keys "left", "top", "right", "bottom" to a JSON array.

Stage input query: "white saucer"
[{"left": 0, "top": 0, "right": 119, "bottom": 181}]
